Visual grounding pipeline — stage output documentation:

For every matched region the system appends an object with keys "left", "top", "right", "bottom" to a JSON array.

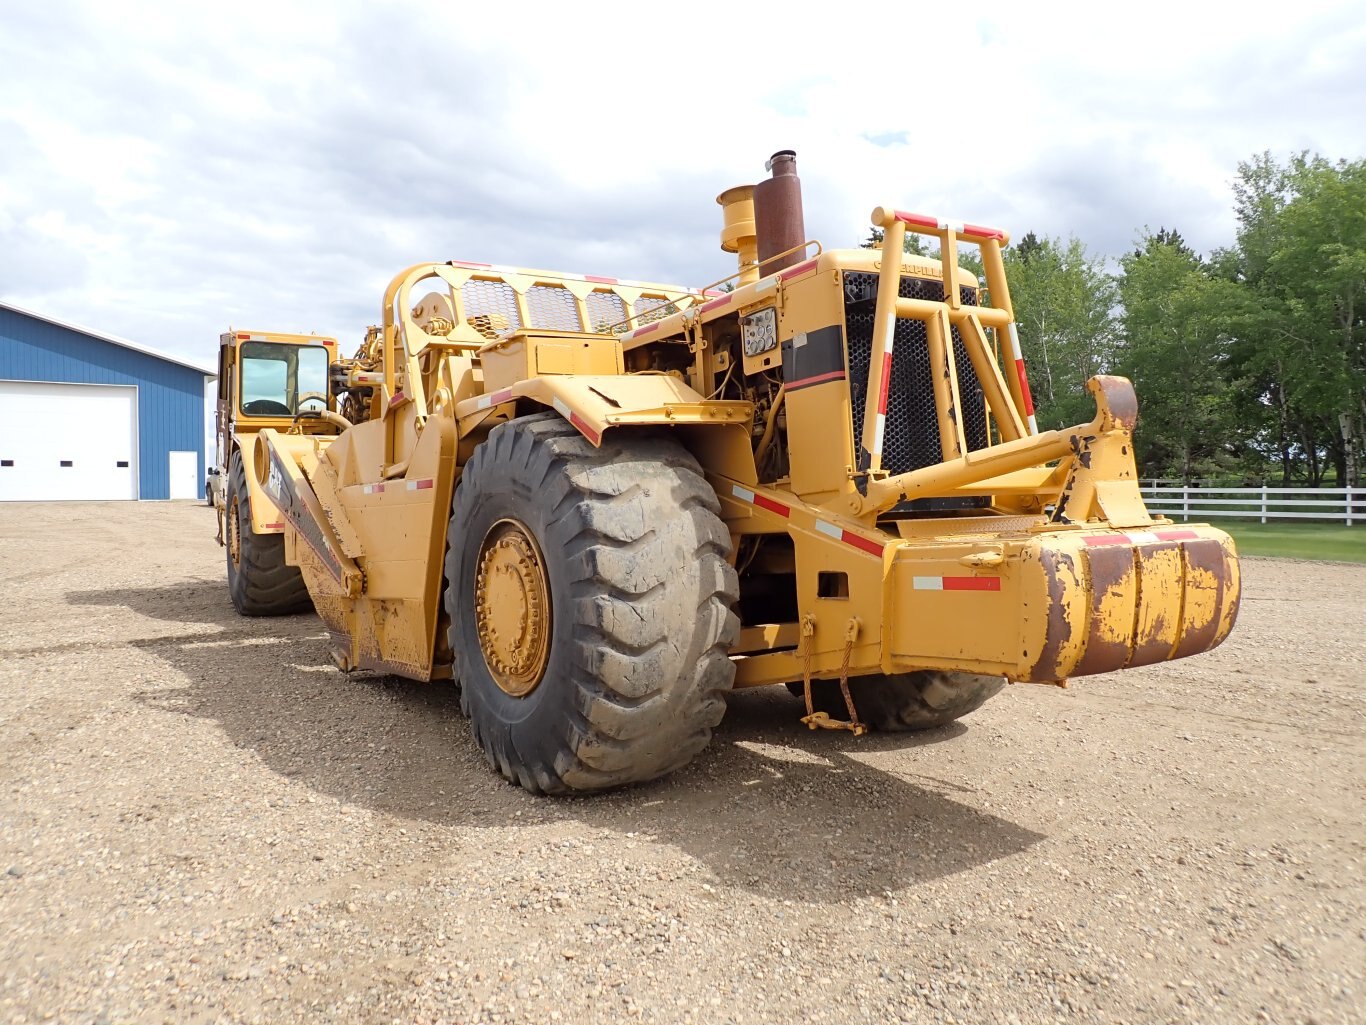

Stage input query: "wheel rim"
[
  {"left": 227, "top": 494, "right": 242, "bottom": 567},
  {"left": 474, "top": 518, "right": 552, "bottom": 697}
]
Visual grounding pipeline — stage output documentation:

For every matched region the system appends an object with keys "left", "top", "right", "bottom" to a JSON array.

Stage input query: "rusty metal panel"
[
  {"left": 1072, "top": 544, "right": 1137, "bottom": 677},
  {"left": 1128, "top": 542, "right": 1183, "bottom": 667},
  {"left": 1027, "top": 546, "right": 1082, "bottom": 681},
  {"left": 1172, "top": 539, "right": 1223, "bottom": 660},
  {"left": 1215, "top": 537, "right": 1242, "bottom": 645}
]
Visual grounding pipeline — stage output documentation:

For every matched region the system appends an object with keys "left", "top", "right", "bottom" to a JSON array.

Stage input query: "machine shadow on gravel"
[
  {"left": 69, "top": 579, "right": 305, "bottom": 631},
  {"left": 91, "top": 580, "right": 1044, "bottom": 902}
]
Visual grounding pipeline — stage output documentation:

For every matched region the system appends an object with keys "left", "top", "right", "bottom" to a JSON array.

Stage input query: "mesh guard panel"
[
  {"left": 526, "top": 285, "right": 582, "bottom": 332},
  {"left": 843, "top": 272, "right": 990, "bottom": 511},
  {"left": 462, "top": 280, "right": 522, "bottom": 340},
  {"left": 634, "top": 296, "right": 680, "bottom": 324},
  {"left": 585, "top": 291, "right": 627, "bottom": 333}
]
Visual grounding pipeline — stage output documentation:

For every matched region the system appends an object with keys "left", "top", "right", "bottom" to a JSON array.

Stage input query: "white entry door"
[
  {"left": 168, "top": 450, "right": 198, "bottom": 500},
  {"left": 0, "top": 381, "right": 138, "bottom": 500}
]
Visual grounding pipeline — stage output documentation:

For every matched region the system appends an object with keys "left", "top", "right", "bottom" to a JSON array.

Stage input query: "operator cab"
[{"left": 237, "top": 339, "right": 331, "bottom": 418}]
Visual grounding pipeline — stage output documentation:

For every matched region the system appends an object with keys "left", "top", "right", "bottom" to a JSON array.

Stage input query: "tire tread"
[
  {"left": 444, "top": 413, "right": 739, "bottom": 794},
  {"left": 226, "top": 452, "right": 312, "bottom": 617}
]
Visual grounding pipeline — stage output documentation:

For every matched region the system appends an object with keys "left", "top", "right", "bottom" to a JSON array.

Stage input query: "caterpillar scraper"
[
  {"left": 212, "top": 329, "right": 343, "bottom": 616},
  {"left": 228, "top": 151, "right": 1240, "bottom": 794}
]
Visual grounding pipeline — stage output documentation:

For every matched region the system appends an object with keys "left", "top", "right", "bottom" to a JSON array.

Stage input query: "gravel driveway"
[{"left": 1, "top": 502, "right": 1362, "bottom": 1024}]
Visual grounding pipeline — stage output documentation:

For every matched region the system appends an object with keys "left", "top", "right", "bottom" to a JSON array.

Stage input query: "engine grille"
[{"left": 843, "top": 272, "right": 989, "bottom": 478}]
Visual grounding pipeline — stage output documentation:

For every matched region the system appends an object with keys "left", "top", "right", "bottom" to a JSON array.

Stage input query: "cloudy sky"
[{"left": 2, "top": 0, "right": 1363, "bottom": 369}]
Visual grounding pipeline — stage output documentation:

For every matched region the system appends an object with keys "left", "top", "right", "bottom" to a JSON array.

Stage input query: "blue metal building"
[{"left": 0, "top": 302, "right": 215, "bottom": 501}]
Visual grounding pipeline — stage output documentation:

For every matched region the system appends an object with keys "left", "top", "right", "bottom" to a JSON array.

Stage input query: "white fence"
[{"left": 1139, "top": 486, "right": 1366, "bottom": 525}]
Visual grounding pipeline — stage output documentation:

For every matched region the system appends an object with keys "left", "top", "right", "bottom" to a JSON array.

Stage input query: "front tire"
[
  {"left": 445, "top": 413, "right": 739, "bottom": 794},
  {"left": 795, "top": 671, "right": 1004, "bottom": 731},
  {"left": 225, "top": 451, "right": 313, "bottom": 617}
]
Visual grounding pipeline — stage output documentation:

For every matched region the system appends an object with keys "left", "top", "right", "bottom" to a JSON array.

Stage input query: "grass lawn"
[{"left": 1187, "top": 521, "right": 1366, "bottom": 563}]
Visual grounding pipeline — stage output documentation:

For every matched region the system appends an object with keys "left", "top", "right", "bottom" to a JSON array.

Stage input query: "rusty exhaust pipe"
[{"left": 753, "top": 150, "right": 805, "bottom": 276}]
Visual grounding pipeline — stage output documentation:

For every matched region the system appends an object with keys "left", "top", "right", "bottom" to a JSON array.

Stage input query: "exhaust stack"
[{"left": 753, "top": 150, "right": 806, "bottom": 275}]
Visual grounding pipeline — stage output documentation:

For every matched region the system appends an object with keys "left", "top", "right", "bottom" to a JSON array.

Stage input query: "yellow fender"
[
  {"left": 231, "top": 435, "right": 288, "bottom": 535},
  {"left": 455, "top": 373, "right": 760, "bottom": 484}
]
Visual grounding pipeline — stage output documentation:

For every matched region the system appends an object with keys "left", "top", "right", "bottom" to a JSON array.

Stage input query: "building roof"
[{"left": 0, "top": 300, "right": 217, "bottom": 377}]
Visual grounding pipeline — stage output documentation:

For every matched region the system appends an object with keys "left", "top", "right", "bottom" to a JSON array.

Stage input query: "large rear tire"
[
  {"left": 445, "top": 413, "right": 739, "bottom": 795},
  {"left": 794, "top": 671, "right": 1004, "bottom": 731},
  {"left": 225, "top": 451, "right": 313, "bottom": 617}
]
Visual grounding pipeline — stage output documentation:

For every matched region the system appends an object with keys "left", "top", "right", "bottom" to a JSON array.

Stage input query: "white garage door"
[{"left": 0, "top": 381, "right": 138, "bottom": 501}]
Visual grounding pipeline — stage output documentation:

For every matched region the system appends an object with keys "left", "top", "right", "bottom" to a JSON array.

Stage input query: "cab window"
[{"left": 238, "top": 342, "right": 329, "bottom": 417}]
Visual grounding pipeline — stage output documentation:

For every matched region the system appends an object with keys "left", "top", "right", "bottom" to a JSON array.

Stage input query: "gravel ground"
[{"left": 1, "top": 502, "right": 1362, "bottom": 1025}]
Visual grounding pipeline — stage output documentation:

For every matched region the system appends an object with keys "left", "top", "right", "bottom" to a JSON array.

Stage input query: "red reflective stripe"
[
  {"left": 451, "top": 260, "right": 492, "bottom": 269},
  {"left": 1155, "top": 529, "right": 1200, "bottom": 541},
  {"left": 841, "top": 530, "right": 884, "bottom": 557},
  {"left": 704, "top": 288, "right": 728, "bottom": 297},
  {"left": 262, "top": 522, "right": 284, "bottom": 529},
  {"left": 785, "top": 369, "right": 846, "bottom": 391},
  {"left": 961, "top": 222, "right": 1006, "bottom": 242},
  {"left": 942, "top": 576, "right": 1001, "bottom": 591},
  {"left": 1015, "top": 359, "right": 1035, "bottom": 416},
  {"left": 778, "top": 258, "right": 817, "bottom": 280},
  {"left": 569, "top": 411, "right": 600, "bottom": 446},
  {"left": 893, "top": 210, "right": 939, "bottom": 230},
  {"left": 413, "top": 479, "right": 434, "bottom": 490},
  {"left": 1082, "top": 535, "right": 1131, "bottom": 547},
  {"left": 701, "top": 294, "right": 733, "bottom": 313},
  {"left": 753, "top": 493, "right": 790, "bottom": 518},
  {"left": 632, "top": 323, "right": 660, "bottom": 339},
  {"left": 877, "top": 351, "right": 894, "bottom": 414},
  {"left": 490, "top": 388, "right": 513, "bottom": 404},
  {"left": 585, "top": 274, "right": 617, "bottom": 284}
]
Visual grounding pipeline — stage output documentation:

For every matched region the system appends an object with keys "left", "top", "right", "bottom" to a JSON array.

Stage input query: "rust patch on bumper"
[
  {"left": 1030, "top": 547, "right": 1077, "bottom": 681},
  {"left": 1128, "top": 541, "right": 1183, "bottom": 667},
  {"left": 1062, "top": 532, "right": 1241, "bottom": 679},
  {"left": 1172, "top": 538, "right": 1232, "bottom": 659},
  {"left": 1072, "top": 544, "right": 1135, "bottom": 677}
]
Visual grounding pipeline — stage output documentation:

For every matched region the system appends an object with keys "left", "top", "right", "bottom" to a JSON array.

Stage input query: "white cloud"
[{"left": 1, "top": 0, "right": 1362, "bottom": 364}]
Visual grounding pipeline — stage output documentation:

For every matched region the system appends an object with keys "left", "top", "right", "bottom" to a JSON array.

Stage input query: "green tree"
[
  {"left": 1231, "top": 152, "right": 1366, "bottom": 486},
  {"left": 861, "top": 228, "right": 988, "bottom": 291},
  {"left": 861, "top": 226, "right": 931, "bottom": 256},
  {"left": 1003, "top": 235, "right": 1118, "bottom": 431},
  {"left": 1116, "top": 231, "right": 1243, "bottom": 483}
]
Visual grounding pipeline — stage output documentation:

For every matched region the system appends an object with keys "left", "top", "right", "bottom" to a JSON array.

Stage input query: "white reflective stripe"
[
  {"left": 475, "top": 394, "right": 493, "bottom": 410},
  {"left": 814, "top": 519, "right": 842, "bottom": 540},
  {"left": 880, "top": 315, "right": 896, "bottom": 356},
  {"left": 1127, "top": 531, "right": 1159, "bottom": 544},
  {"left": 732, "top": 484, "right": 755, "bottom": 504},
  {"left": 939, "top": 220, "right": 964, "bottom": 233},
  {"left": 913, "top": 576, "right": 943, "bottom": 590},
  {"left": 754, "top": 277, "right": 778, "bottom": 296},
  {"left": 1027, "top": 414, "right": 1038, "bottom": 434},
  {"left": 1008, "top": 322, "right": 1022, "bottom": 354},
  {"left": 873, "top": 411, "right": 886, "bottom": 452},
  {"left": 552, "top": 397, "right": 571, "bottom": 418}
]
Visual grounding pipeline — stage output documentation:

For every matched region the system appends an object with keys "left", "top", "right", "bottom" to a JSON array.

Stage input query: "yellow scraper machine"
[{"left": 220, "top": 151, "right": 1240, "bottom": 794}]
